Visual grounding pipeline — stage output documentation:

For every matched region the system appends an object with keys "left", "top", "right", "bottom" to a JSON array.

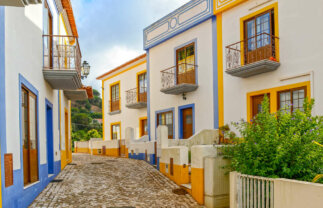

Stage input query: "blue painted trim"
[
  {"left": 212, "top": 16, "right": 219, "bottom": 129},
  {"left": 18, "top": 73, "right": 40, "bottom": 191},
  {"left": 45, "top": 98, "right": 54, "bottom": 174},
  {"left": 178, "top": 103, "right": 195, "bottom": 139},
  {"left": 146, "top": 51, "right": 151, "bottom": 141},
  {"left": 155, "top": 108, "right": 175, "bottom": 139},
  {"left": 173, "top": 38, "right": 198, "bottom": 85},
  {"left": 0, "top": 6, "right": 6, "bottom": 206},
  {"left": 144, "top": 0, "right": 214, "bottom": 49}
]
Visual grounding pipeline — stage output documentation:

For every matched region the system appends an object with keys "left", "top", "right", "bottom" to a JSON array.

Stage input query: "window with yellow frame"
[
  {"left": 139, "top": 117, "right": 148, "bottom": 137},
  {"left": 111, "top": 122, "right": 121, "bottom": 140},
  {"left": 247, "top": 82, "right": 310, "bottom": 121},
  {"left": 240, "top": 3, "right": 279, "bottom": 65}
]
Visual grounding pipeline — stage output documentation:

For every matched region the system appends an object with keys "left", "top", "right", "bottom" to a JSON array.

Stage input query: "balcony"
[
  {"left": 225, "top": 33, "right": 280, "bottom": 78},
  {"left": 64, "top": 86, "right": 93, "bottom": 101},
  {"left": 109, "top": 99, "right": 121, "bottom": 115},
  {"left": 125, "top": 88, "right": 147, "bottom": 109},
  {"left": 160, "top": 63, "right": 198, "bottom": 95},
  {"left": 0, "top": 0, "right": 42, "bottom": 7},
  {"left": 42, "top": 35, "right": 82, "bottom": 90}
]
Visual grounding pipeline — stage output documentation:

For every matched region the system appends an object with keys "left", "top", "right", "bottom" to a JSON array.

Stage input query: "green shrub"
[{"left": 223, "top": 95, "right": 323, "bottom": 182}]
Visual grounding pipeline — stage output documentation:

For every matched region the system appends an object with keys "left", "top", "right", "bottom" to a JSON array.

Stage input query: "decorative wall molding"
[
  {"left": 214, "top": 0, "right": 247, "bottom": 14},
  {"left": 143, "top": 0, "right": 213, "bottom": 50}
]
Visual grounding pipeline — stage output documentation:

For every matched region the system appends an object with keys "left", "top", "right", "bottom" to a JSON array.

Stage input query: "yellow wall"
[
  {"left": 159, "top": 163, "right": 189, "bottom": 185},
  {"left": 75, "top": 148, "right": 89, "bottom": 154},
  {"left": 191, "top": 168, "right": 204, "bottom": 205}
]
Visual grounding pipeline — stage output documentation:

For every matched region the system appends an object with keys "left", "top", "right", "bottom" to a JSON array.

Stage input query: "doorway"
[
  {"left": 251, "top": 94, "right": 270, "bottom": 118},
  {"left": 179, "top": 105, "right": 194, "bottom": 139},
  {"left": 65, "top": 109, "right": 69, "bottom": 162},
  {"left": 46, "top": 101, "right": 54, "bottom": 175}
]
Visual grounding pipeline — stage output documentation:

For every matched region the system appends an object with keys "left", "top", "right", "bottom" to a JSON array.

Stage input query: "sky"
[{"left": 71, "top": 0, "right": 190, "bottom": 92}]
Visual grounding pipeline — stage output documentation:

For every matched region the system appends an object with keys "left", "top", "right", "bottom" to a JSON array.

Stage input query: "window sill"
[{"left": 24, "top": 181, "right": 40, "bottom": 190}]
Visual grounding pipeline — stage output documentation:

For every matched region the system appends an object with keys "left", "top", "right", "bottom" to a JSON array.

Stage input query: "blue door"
[{"left": 46, "top": 101, "right": 54, "bottom": 174}]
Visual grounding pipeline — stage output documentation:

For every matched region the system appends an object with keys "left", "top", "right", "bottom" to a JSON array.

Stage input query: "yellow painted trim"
[
  {"left": 109, "top": 81, "right": 121, "bottom": 110},
  {"left": 69, "top": 101, "right": 72, "bottom": 163},
  {"left": 139, "top": 116, "right": 148, "bottom": 137},
  {"left": 102, "top": 60, "right": 147, "bottom": 82},
  {"left": 0, "top": 151, "right": 2, "bottom": 208},
  {"left": 247, "top": 81, "right": 311, "bottom": 122},
  {"left": 102, "top": 80, "right": 105, "bottom": 141},
  {"left": 59, "top": 91, "right": 62, "bottom": 150},
  {"left": 217, "top": 13, "right": 224, "bottom": 127},
  {"left": 136, "top": 70, "right": 147, "bottom": 101},
  {"left": 214, "top": 0, "right": 247, "bottom": 14},
  {"left": 240, "top": 2, "right": 279, "bottom": 65},
  {"left": 110, "top": 121, "right": 121, "bottom": 140}
]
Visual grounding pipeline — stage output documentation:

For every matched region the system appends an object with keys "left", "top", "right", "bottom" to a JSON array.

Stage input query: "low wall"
[
  {"left": 230, "top": 172, "right": 323, "bottom": 208},
  {"left": 74, "top": 141, "right": 90, "bottom": 153},
  {"left": 91, "top": 140, "right": 120, "bottom": 157},
  {"left": 160, "top": 146, "right": 189, "bottom": 185},
  {"left": 168, "top": 129, "right": 219, "bottom": 150}
]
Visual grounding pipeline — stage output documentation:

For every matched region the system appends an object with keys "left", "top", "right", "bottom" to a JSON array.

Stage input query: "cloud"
[
  {"left": 82, "top": 45, "right": 142, "bottom": 92},
  {"left": 71, "top": 0, "right": 190, "bottom": 92}
]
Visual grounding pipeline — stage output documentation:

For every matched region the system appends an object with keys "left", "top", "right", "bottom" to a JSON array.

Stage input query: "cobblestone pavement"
[{"left": 30, "top": 154, "right": 202, "bottom": 208}]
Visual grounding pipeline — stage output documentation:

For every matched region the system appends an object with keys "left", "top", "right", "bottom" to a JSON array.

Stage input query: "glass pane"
[
  {"left": 29, "top": 95, "right": 37, "bottom": 150},
  {"left": 256, "top": 12, "right": 270, "bottom": 47},
  {"left": 186, "top": 45, "right": 195, "bottom": 70},
  {"left": 246, "top": 20, "right": 256, "bottom": 51},
  {"left": 22, "top": 90, "right": 29, "bottom": 149},
  {"left": 279, "top": 91, "right": 291, "bottom": 111}
]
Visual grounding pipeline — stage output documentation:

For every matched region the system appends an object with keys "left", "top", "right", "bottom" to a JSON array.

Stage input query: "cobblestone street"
[{"left": 30, "top": 154, "right": 201, "bottom": 208}]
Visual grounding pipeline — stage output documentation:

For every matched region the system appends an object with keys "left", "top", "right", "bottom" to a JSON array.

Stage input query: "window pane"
[
  {"left": 293, "top": 89, "right": 305, "bottom": 111},
  {"left": 22, "top": 90, "right": 28, "bottom": 149},
  {"left": 29, "top": 95, "right": 37, "bottom": 150},
  {"left": 279, "top": 91, "right": 291, "bottom": 111},
  {"left": 256, "top": 13, "right": 270, "bottom": 47}
]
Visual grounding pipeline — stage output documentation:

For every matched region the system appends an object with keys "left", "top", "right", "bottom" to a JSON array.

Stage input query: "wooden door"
[
  {"left": 65, "top": 110, "right": 69, "bottom": 162},
  {"left": 22, "top": 87, "right": 38, "bottom": 185},
  {"left": 252, "top": 94, "right": 269, "bottom": 118},
  {"left": 182, "top": 108, "right": 193, "bottom": 139}
]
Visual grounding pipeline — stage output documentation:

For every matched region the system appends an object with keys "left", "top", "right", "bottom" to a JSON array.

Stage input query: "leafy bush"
[{"left": 223, "top": 95, "right": 323, "bottom": 182}]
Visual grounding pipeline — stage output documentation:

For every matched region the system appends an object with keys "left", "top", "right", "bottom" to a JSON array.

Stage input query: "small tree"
[{"left": 223, "top": 95, "right": 323, "bottom": 182}]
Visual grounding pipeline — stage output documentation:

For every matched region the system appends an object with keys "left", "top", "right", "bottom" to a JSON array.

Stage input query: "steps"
[{"left": 180, "top": 183, "right": 192, "bottom": 195}]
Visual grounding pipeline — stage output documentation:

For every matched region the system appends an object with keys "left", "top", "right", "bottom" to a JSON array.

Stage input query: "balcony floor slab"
[
  {"left": 226, "top": 60, "right": 280, "bottom": 78},
  {"left": 126, "top": 102, "right": 147, "bottom": 109},
  {"left": 160, "top": 83, "right": 198, "bottom": 95},
  {"left": 43, "top": 69, "right": 82, "bottom": 90}
]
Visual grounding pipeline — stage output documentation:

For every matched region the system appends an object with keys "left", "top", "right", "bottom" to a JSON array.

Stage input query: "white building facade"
[
  {"left": 97, "top": 54, "right": 148, "bottom": 143},
  {"left": 216, "top": 0, "right": 323, "bottom": 129},
  {"left": 144, "top": 0, "right": 219, "bottom": 143},
  {"left": 0, "top": 0, "right": 91, "bottom": 207}
]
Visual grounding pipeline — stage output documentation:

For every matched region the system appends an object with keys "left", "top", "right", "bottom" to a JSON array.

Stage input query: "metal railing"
[
  {"left": 226, "top": 33, "right": 279, "bottom": 71},
  {"left": 43, "top": 35, "right": 82, "bottom": 77},
  {"left": 161, "top": 63, "right": 197, "bottom": 90},
  {"left": 126, "top": 87, "right": 147, "bottom": 105},
  {"left": 109, "top": 99, "right": 120, "bottom": 112},
  {"left": 237, "top": 173, "right": 274, "bottom": 208}
]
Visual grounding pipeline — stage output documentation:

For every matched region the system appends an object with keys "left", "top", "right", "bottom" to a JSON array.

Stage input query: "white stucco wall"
[
  {"left": 222, "top": 0, "right": 323, "bottom": 128},
  {"left": 148, "top": 18, "right": 215, "bottom": 141},
  {"left": 4, "top": 2, "right": 61, "bottom": 170},
  {"left": 4, "top": 0, "right": 73, "bottom": 170},
  {"left": 102, "top": 58, "right": 147, "bottom": 141}
]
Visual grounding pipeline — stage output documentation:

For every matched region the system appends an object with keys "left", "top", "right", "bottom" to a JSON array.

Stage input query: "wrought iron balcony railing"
[
  {"left": 160, "top": 63, "right": 197, "bottom": 90},
  {"left": 109, "top": 99, "right": 120, "bottom": 112},
  {"left": 43, "top": 35, "right": 82, "bottom": 77},
  {"left": 225, "top": 33, "right": 279, "bottom": 71},
  {"left": 126, "top": 88, "right": 147, "bottom": 105}
]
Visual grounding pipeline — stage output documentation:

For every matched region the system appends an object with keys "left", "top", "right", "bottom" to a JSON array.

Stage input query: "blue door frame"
[{"left": 46, "top": 99, "right": 54, "bottom": 174}]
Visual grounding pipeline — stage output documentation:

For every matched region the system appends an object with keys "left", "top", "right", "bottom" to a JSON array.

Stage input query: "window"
[
  {"left": 140, "top": 118, "right": 148, "bottom": 137},
  {"left": 157, "top": 111, "right": 173, "bottom": 139},
  {"left": 21, "top": 86, "right": 39, "bottom": 185},
  {"left": 138, "top": 72, "right": 147, "bottom": 102},
  {"left": 278, "top": 87, "right": 306, "bottom": 112},
  {"left": 176, "top": 43, "right": 196, "bottom": 84},
  {"left": 110, "top": 83, "right": 120, "bottom": 112},
  {"left": 244, "top": 9, "right": 275, "bottom": 64},
  {"left": 111, "top": 123, "right": 121, "bottom": 140}
]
